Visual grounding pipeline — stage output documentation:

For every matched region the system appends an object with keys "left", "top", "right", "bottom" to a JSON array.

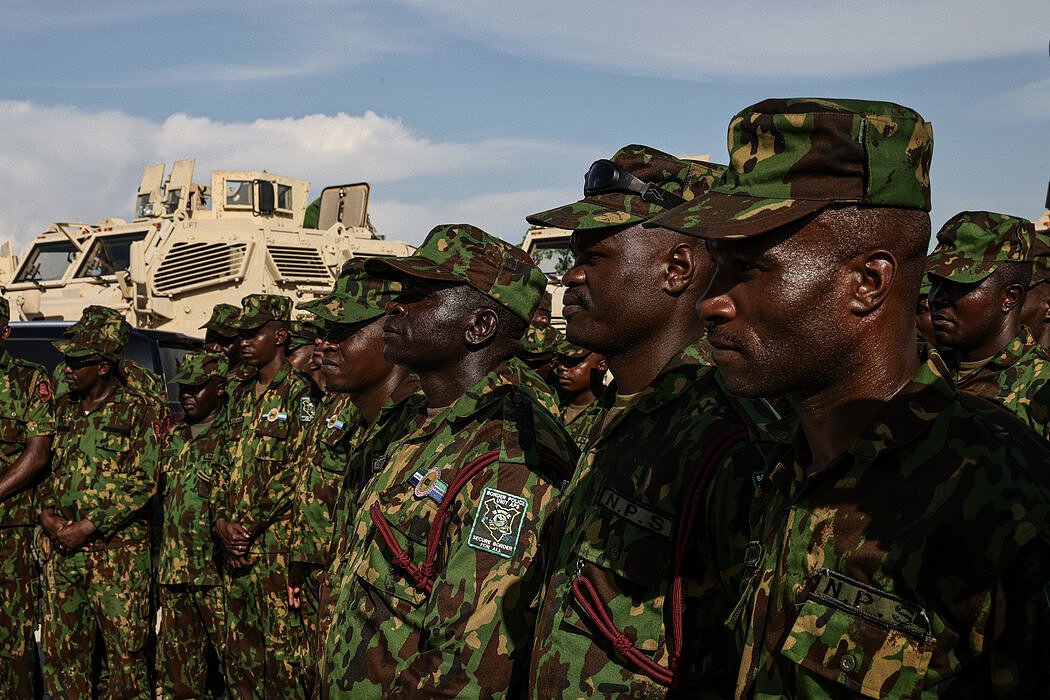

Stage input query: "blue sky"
[{"left": 0, "top": 0, "right": 1047, "bottom": 253}]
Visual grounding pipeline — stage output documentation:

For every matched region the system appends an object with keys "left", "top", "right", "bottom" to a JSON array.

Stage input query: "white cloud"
[
  {"left": 393, "top": 0, "right": 1050, "bottom": 79},
  {"left": 978, "top": 77, "right": 1050, "bottom": 120},
  {"left": 0, "top": 101, "right": 589, "bottom": 253}
]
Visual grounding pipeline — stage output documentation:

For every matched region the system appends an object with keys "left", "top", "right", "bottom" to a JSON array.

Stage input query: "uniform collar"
[
  {"left": 598, "top": 338, "right": 713, "bottom": 417},
  {"left": 423, "top": 357, "right": 530, "bottom": 430}
]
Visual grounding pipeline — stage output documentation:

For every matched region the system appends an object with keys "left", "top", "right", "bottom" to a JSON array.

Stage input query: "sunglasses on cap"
[
  {"left": 321, "top": 322, "right": 359, "bottom": 345},
  {"left": 64, "top": 355, "right": 107, "bottom": 370},
  {"left": 584, "top": 159, "right": 687, "bottom": 209}
]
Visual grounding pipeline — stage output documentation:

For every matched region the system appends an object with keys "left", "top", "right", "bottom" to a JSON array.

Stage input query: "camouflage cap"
[
  {"left": 228, "top": 294, "right": 292, "bottom": 330},
  {"left": 287, "top": 320, "right": 323, "bottom": 351},
  {"left": 0, "top": 297, "right": 8, "bottom": 323},
  {"left": 65, "top": 305, "right": 130, "bottom": 340},
  {"left": 365, "top": 224, "right": 547, "bottom": 323},
  {"left": 52, "top": 328, "right": 125, "bottom": 362},
  {"left": 200, "top": 303, "right": 241, "bottom": 335},
  {"left": 649, "top": 98, "right": 934, "bottom": 239},
  {"left": 554, "top": 337, "right": 590, "bottom": 361},
  {"left": 172, "top": 352, "right": 229, "bottom": 385},
  {"left": 1029, "top": 228, "right": 1050, "bottom": 285},
  {"left": 520, "top": 321, "right": 564, "bottom": 357},
  {"left": 526, "top": 145, "right": 726, "bottom": 232},
  {"left": 297, "top": 258, "right": 401, "bottom": 325},
  {"left": 925, "top": 211, "right": 1034, "bottom": 285},
  {"left": 536, "top": 290, "right": 553, "bottom": 319}
]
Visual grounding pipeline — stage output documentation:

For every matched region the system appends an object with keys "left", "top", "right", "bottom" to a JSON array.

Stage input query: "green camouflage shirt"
[
  {"left": 215, "top": 361, "right": 313, "bottom": 554},
  {"left": 528, "top": 341, "right": 770, "bottom": 699},
  {"left": 156, "top": 406, "right": 227, "bottom": 586},
  {"left": 43, "top": 382, "right": 162, "bottom": 542},
  {"left": 733, "top": 352, "right": 1050, "bottom": 698},
  {"left": 952, "top": 327, "right": 1050, "bottom": 438},
  {"left": 290, "top": 391, "right": 361, "bottom": 567},
  {"left": 0, "top": 349, "right": 54, "bottom": 528},
  {"left": 561, "top": 400, "right": 603, "bottom": 452},
  {"left": 320, "top": 357, "right": 578, "bottom": 697}
]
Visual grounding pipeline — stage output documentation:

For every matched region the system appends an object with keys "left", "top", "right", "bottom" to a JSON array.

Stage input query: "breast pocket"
[
  {"left": 566, "top": 508, "right": 673, "bottom": 651},
  {"left": 0, "top": 417, "right": 26, "bottom": 459},
  {"left": 253, "top": 419, "right": 290, "bottom": 467},
  {"left": 95, "top": 430, "right": 132, "bottom": 471},
  {"left": 781, "top": 573, "right": 934, "bottom": 699}
]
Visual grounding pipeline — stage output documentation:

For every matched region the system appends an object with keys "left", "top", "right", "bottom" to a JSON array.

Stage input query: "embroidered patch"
[
  {"left": 300, "top": 396, "right": 316, "bottom": 423},
  {"left": 408, "top": 467, "right": 447, "bottom": 503},
  {"left": 36, "top": 380, "right": 51, "bottom": 400},
  {"left": 263, "top": 408, "right": 288, "bottom": 423},
  {"left": 810, "top": 568, "right": 932, "bottom": 639},
  {"left": 597, "top": 487, "right": 672, "bottom": 538},
  {"left": 751, "top": 470, "right": 765, "bottom": 490},
  {"left": 325, "top": 414, "right": 344, "bottom": 430},
  {"left": 468, "top": 488, "right": 528, "bottom": 558}
]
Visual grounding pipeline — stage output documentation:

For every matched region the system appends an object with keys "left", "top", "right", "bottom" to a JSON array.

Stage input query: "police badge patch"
[
  {"left": 468, "top": 488, "right": 528, "bottom": 558},
  {"left": 300, "top": 396, "right": 316, "bottom": 423}
]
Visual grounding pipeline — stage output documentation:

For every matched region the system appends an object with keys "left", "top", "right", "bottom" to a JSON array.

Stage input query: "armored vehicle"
[
  {"left": 0, "top": 159, "right": 412, "bottom": 335},
  {"left": 522, "top": 225, "right": 572, "bottom": 331}
]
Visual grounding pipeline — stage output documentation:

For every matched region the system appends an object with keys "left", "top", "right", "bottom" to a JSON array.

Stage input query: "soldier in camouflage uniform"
[
  {"left": 212, "top": 293, "right": 314, "bottom": 699},
  {"left": 289, "top": 259, "right": 426, "bottom": 689},
  {"left": 287, "top": 319, "right": 327, "bottom": 393},
  {"left": 654, "top": 98, "right": 1050, "bottom": 696},
  {"left": 202, "top": 302, "right": 244, "bottom": 369},
  {"left": 552, "top": 341, "right": 605, "bottom": 449},
  {"left": 38, "top": 311, "right": 162, "bottom": 698},
  {"left": 51, "top": 305, "right": 167, "bottom": 409},
  {"left": 524, "top": 146, "right": 775, "bottom": 698},
  {"left": 926, "top": 211, "right": 1050, "bottom": 436},
  {"left": 1019, "top": 227, "right": 1050, "bottom": 347},
  {"left": 317, "top": 224, "right": 578, "bottom": 697},
  {"left": 0, "top": 297, "right": 53, "bottom": 699},
  {"left": 155, "top": 352, "right": 229, "bottom": 698}
]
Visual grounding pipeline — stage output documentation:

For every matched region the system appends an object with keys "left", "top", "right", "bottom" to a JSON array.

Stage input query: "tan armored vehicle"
[
  {"left": 1036, "top": 182, "right": 1049, "bottom": 231},
  {"left": 522, "top": 225, "right": 573, "bottom": 331},
  {"left": 0, "top": 159, "right": 412, "bottom": 335}
]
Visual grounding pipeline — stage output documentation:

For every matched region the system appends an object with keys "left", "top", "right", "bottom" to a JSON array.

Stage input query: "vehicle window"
[
  {"left": 13, "top": 240, "right": 81, "bottom": 283},
  {"left": 75, "top": 231, "right": 148, "bottom": 277},
  {"left": 225, "top": 180, "right": 252, "bottom": 207},
  {"left": 277, "top": 184, "right": 293, "bottom": 211},
  {"left": 136, "top": 193, "right": 154, "bottom": 218},
  {"left": 531, "top": 241, "right": 574, "bottom": 278}
]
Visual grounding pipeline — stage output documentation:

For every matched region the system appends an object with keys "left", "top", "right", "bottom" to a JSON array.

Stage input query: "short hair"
[
  {"left": 456, "top": 286, "right": 528, "bottom": 342},
  {"left": 988, "top": 260, "right": 1032, "bottom": 307}
]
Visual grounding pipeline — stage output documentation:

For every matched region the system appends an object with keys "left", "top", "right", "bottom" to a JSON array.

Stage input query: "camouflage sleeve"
[
  {"left": 989, "top": 541, "right": 1050, "bottom": 694},
  {"left": 20, "top": 366, "right": 55, "bottom": 439},
  {"left": 289, "top": 417, "right": 344, "bottom": 565},
  {"left": 393, "top": 462, "right": 558, "bottom": 695},
  {"left": 79, "top": 401, "right": 162, "bottom": 539}
]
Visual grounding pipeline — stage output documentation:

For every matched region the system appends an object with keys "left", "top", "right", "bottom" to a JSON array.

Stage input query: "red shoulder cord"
[
  {"left": 370, "top": 448, "right": 571, "bottom": 595},
  {"left": 571, "top": 426, "right": 748, "bottom": 690}
]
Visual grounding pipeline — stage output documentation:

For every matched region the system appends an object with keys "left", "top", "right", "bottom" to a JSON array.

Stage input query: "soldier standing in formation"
[
  {"left": 39, "top": 308, "right": 162, "bottom": 698},
  {"left": 552, "top": 343, "right": 605, "bottom": 449},
  {"left": 926, "top": 211, "right": 1050, "bottom": 435},
  {"left": 0, "top": 297, "right": 52, "bottom": 699},
  {"left": 1020, "top": 227, "right": 1050, "bottom": 347},
  {"left": 656, "top": 97, "right": 1050, "bottom": 696},
  {"left": 213, "top": 294, "right": 314, "bottom": 699},
  {"left": 155, "top": 352, "right": 229, "bottom": 698}
]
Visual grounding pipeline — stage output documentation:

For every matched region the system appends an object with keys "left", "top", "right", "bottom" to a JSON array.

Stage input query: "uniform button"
[
  {"left": 839, "top": 654, "right": 856, "bottom": 672},
  {"left": 607, "top": 546, "right": 620, "bottom": 560}
]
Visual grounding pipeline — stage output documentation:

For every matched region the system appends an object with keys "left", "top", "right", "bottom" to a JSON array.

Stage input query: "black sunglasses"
[
  {"left": 322, "top": 323, "right": 357, "bottom": 345},
  {"left": 584, "top": 159, "right": 687, "bottom": 209},
  {"left": 65, "top": 355, "right": 106, "bottom": 370}
]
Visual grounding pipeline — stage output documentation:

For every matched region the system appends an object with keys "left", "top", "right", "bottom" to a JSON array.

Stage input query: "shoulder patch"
[
  {"left": 468, "top": 488, "right": 528, "bottom": 558},
  {"left": 299, "top": 396, "right": 316, "bottom": 423},
  {"left": 36, "top": 380, "right": 52, "bottom": 400}
]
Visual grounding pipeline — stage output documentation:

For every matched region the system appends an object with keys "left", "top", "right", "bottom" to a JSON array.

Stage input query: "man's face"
[
  {"left": 698, "top": 216, "right": 852, "bottom": 399},
  {"left": 560, "top": 224, "right": 671, "bottom": 355},
  {"left": 915, "top": 295, "right": 936, "bottom": 345},
  {"left": 204, "top": 329, "right": 241, "bottom": 364},
  {"left": 927, "top": 274, "right": 1005, "bottom": 354},
  {"left": 383, "top": 278, "right": 468, "bottom": 372},
  {"left": 63, "top": 354, "right": 110, "bottom": 393},
  {"left": 556, "top": 352, "right": 605, "bottom": 395},
  {"left": 1019, "top": 280, "right": 1050, "bottom": 338},
  {"left": 178, "top": 375, "right": 225, "bottom": 423},
  {"left": 238, "top": 321, "right": 284, "bottom": 367},
  {"left": 319, "top": 317, "right": 392, "bottom": 393}
]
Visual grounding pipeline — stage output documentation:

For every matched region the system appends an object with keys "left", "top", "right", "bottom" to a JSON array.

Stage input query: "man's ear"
[
  {"left": 1000, "top": 284, "right": 1024, "bottom": 314},
  {"left": 664, "top": 242, "right": 696, "bottom": 295},
  {"left": 464, "top": 308, "right": 500, "bottom": 347},
  {"left": 273, "top": 326, "right": 289, "bottom": 346},
  {"left": 849, "top": 250, "right": 897, "bottom": 314}
]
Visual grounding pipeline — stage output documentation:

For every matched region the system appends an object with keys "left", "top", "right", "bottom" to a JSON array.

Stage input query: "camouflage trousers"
[
  {"left": 41, "top": 543, "right": 152, "bottom": 699},
  {"left": 0, "top": 525, "right": 42, "bottom": 699},
  {"left": 156, "top": 583, "right": 226, "bottom": 699},
  {"left": 224, "top": 551, "right": 307, "bottom": 699}
]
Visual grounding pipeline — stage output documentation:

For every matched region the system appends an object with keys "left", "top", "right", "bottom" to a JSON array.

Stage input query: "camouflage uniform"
[
  {"left": 730, "top": 353, "right": 1050, "bottom": 697},
  {"left": 318, "top": 224, "right": 578, "bottom": 697},
  {"left": 215, "top": 294, "right": 313, "bottom": 699},
  {"left": 155, "top": 353, "right": 229, "bottom": 698},
  {"left": 0, "top": 297, "right": 54, "bottom": 698},
  {"left": 651, "top": 99, "right": 1050, "bottom": 696},
  {"left": 51, "top": 305, "right": 168, "bottom": 409},
  {"left": 39, "top": 323, "right": 161, "bottom": 699},
  {"left": 925, "top": 211, "right": 1050, "bottom": 436}
]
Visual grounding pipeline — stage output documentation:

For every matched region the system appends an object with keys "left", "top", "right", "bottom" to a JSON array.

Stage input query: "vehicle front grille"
[
  {"left": 154, "top": 241, "right": 249, "bottom": 293},
  {"left": 265, "top": 245, "right": 331, "bottom": 283}
]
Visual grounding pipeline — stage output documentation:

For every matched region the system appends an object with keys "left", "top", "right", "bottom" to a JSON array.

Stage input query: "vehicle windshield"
[
  {"left": 530, "top": 241, "right": 574, "bottom": 279},
  {"left": 76, "top": 231, "right": 148, "bottom": 277},
  {"left": 13, "top": 239, "right": 81, "bottom": 282}
]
